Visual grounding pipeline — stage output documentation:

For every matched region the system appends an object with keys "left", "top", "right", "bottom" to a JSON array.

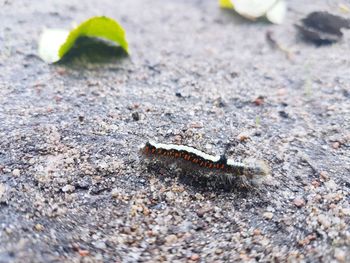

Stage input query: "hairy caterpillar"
[{"left": 139, "top": 141, "right": 270, "bottom": 186}]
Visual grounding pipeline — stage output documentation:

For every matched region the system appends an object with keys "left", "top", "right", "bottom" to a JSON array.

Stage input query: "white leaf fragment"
[
  {"left": 230, "top": 0, "right": 286, "bottom": 24},
  {"left": 38, "top": 29, "right": 69, "bottom": 63},
  {"left": 266, "top": 0, "right": 287, "bottom": 24},
  {"left": 233, "top": 0, "right": 277, "bottom": 19}
]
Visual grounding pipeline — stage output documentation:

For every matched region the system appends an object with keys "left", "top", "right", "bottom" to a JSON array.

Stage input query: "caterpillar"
[{"left": 139, "top": 141, "right": 270, "bottom": 186}]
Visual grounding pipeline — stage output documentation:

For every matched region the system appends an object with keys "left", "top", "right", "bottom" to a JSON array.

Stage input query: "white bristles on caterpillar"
[
  {"left": 147, "top": 141, "right": 221, "bottom": 162},
  {"left": 139, "top": 141, "right": 270, "bottom": 185}
]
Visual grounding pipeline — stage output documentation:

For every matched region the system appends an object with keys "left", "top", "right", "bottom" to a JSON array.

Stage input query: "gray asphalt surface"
[{"left": 0, "top": 0, "right": 349, "bottom": 262}]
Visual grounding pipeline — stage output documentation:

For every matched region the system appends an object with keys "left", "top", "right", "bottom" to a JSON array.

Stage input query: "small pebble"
[
  {"left": 93, "top": 241, "right": 107, "bottom": 250},
  {"left": 253, "top": 96, "right": 265, "bottom": 106},
  {"left": 329, "top": 203, "right": 337, "bottom": 209},
  {"left": 165, "top": 191, "right": 175, "bottom": 202},
  {"left": 189, "top": 122, "right": 203, "bottom": 129},
  {"left": 213, "top": 97, "right": 226, "bottom": 108},
  {"left": 279, "top": 110, "right": 289, "bottom": 118},
  {"left": 34, "top": 224, "right": 44, "bottom": 231},
  {"left": 196, "top": 207, "right": 211, "bottom": 217},
  {"left": 293, "top": 197, "right": 305, "bottom": 208},
  {"left": 205, "top": 144, "right": 212, "bottom": 150},
  {"left": 5, "top": 228, "right": 12, "bottom": 235},
  {"left": 111, "top": 188, "right": 119, "bottom": 198},
  {"left": 253, "top": 229, "right": 261, "bottom": 236},
  {"left": 165, "top": 234, "right": 177, "bottom": 244},
  {"left": 341, "top": 208, "right": 350, "bottom": 216},
  {"left": 237, "top": 132, "right": 250, "bottom": 142},
  {"left": 190, "top": 254, "right": 200, "bottom": 261},
  {"left": 317, "top": 214, "right": 331, "bottom": 228},
  {"left": 334, "top": 248, "right": 346, "bottom": 262},
  {"left": 263, "top": 212, "right": 274, "bottom": 220},
  {"left": 215, "top": 248, "right": 223, "bottom": 255},
  {"left": 78, "top": 249, "right": 89, "bottom": 257},
  {"left": 320, "top": 171, "right": 329, "bottom": 180},
  {"left": 311, "top": 180, "right": 320, "bottom": 187},
  {"left": 194, "top": 193, "right": 204, "bottom": 201},
  {"left": 325, "top": 180, "right": 337, "bottom": 191},
  {"left": 62, "top": 185, "right": 75, "bottom": 193},
  {"left": 143, "top": 206, "right": 150, "bottom": 216},
  {"left": 0, "top": 184, "right": 5, "bottom": 200},
  {"left": 260, "top": 238, "right": 270, "bottom": 246},
  {"left": 332, "top": 142, "right": 340, "bottom": 149},
  {"left": 56, "top": 67, "right": 66, "bottom": 75},
  {"left": 12, "top": 169, "right": 20, "bottom": 176},
  {"left": 95, "top": 253, "right": 103, "bottom": 261},
  {"left": 132, "top": 112, "right": 140, "bottom": 121},
  {"left": 175, "top": 91, "right": 182, "bottom": 97}
]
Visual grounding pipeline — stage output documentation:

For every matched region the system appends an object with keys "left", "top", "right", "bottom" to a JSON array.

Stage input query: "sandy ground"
[{"left": 0, "top": 0, "right": 349, "bottom": 262}]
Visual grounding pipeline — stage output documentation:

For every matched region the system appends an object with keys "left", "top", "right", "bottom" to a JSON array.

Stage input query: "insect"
[{"left": 139, "top": 141, "right": 270, "bottom": 187}]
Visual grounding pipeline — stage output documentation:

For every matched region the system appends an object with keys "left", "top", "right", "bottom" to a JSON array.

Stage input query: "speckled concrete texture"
[{"left": 0, "top": 0, "right": 349, "bottom": 262}]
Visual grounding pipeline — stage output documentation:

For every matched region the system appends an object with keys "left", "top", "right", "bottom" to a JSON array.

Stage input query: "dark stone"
[{"left": 296, "top": 12, "right": 350, "bottom": 45}]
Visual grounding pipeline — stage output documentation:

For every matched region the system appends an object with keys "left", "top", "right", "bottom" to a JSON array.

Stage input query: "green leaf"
[
  {"left": 38, "top": 16, "right": 128, "bottom": 63},
  {"left": 59, "top": 16, "right": 128, "bottom": 58},
  {"left": 219, "top": 0, "right": 234, "bottom": 9}
]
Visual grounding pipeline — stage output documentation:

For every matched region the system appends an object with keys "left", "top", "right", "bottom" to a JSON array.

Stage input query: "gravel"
[{"left": 0, "top": 0, "right": 349, "bottom": 262}]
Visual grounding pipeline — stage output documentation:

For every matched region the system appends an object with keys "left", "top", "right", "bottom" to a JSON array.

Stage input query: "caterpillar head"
[{"left": 243, "top": 159, "right": 270, "bottom": 181}]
